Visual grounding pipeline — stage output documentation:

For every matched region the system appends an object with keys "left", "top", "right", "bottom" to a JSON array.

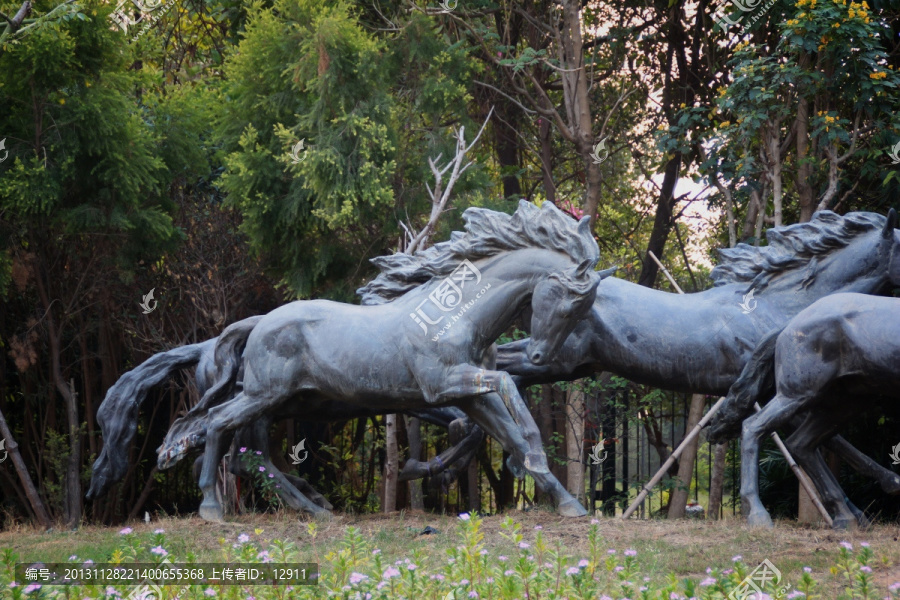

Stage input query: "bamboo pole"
[{"left": 622, "top": 253, "right": 832, "bottom": 524}]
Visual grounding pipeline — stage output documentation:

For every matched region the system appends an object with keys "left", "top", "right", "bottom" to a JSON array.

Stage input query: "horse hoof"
[
  {"left": 524, "top": 451, "right": 550, "bottom": 474},
  {"left": 199, "top": 502, "right": 224, "bottom": 522},
  {"left": 746, "top": 511, "right": 774, "bottom": 528},
  {"left": 558, "top": 499, "right": 588, "bottom": 518},
  {"left": 883, "top": 476, "right": 900, "bottom": 495}
]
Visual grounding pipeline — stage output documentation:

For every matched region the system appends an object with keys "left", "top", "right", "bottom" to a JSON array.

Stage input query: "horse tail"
[
  {"left": 87, "top": 338, "right": 216, "bottom": 499},
  {"left": 158, "top": 316, "right": 263, "bottom": 469},
  {"left": 706, "top": 327, "right": 783, "bottom": 444}
]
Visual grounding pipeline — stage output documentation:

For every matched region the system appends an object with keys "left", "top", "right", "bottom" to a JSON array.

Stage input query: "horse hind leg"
[{"left": 824, "top": 434, "right": 900, "bottom": 495}]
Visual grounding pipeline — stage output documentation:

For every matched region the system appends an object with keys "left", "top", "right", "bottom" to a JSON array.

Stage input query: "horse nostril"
[{"left": 531, "top": 352, "right": 543, "bottom": 364}]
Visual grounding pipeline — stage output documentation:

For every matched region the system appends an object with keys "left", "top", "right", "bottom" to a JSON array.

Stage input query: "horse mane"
[
  {"left": 358, "top": 200, "right": 599, "bottom": 305},
  {"left": 711, "top": 211, "right": 887, "bottom": 291}
]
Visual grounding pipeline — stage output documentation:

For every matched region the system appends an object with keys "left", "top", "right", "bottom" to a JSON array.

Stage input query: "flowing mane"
[
  {"left": 711, "top": 211, "right": 887, "bottom": 291},
  {"left": 358, "top": 200, "right": 599, "bottom": 305}
]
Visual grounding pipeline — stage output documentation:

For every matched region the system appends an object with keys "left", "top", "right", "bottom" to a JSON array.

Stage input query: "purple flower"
[
  {"left": 239, "top": 447, "right": 247, "bottom": 453},
  {"left": 534, "top": 525, "right": 542, "bottom": 530},
  {"left": 861, "top": 541, "right": 870, "bottom": 547},
  {"left": 349, "top": 572, "right": 367, "bottom": 585},
  {"left": 150, "top": 546, "right": 168, "bottom": 556},
  {"left": 607, "top": 549, "right": 616, "bottom": 554},
  {"left": 383, "top": 567, "right": 400, "bottom": 579},
  {"left": 700, "top": 577, "right": 716, "bottom": 586},
  {"left": 458, "top": 513, "right": 471, "bottom": 521},
  {"left": 566, "top": 567, "right": 580, "bottom": 575},
  {"left": 578, "top": 559, "right": 589, "bottom": 568},
  {"left": 840, "top": 541, "right": 853, "bottom": 551},
  {"left": 504, "top": 570, "right": 515, "bottom": 576},
  {"left": 590, "top": 518, "right": 600, "bottom": 524},
  {"left": 732, "top": 555, "right": 742, "bottom": 562},
  {"left": 204, "top": 588, "right": 216, "bottom": 596},
  {"left": 372, "top": 549, "right": 381, "bottom": 555},
  {"left": 407, "top": 563, "right": 417, "bottom": 571},
  {"left": 498, "top": 555, "right": 508, "bottom": 561},
  {"left": 614, "top": 566, "right": 624, "bottom": 572},
  {"left": 268, "top": 473, "right": 274, "bottom": 478},
  {"left": 258, "top": 466, "right": 265, "bottom": 472},
  {"left": 238, "top": 533, "right": 250, "bottom": 543},
  {"left": 803, "top": 566, "right": 812, "bottom": 573},
  {"left": 518, "top": 542, "right": 530, "bottom": 549},
  {"left": 255, "top": 450, "right": 262, "bottom": 455},
  {"left": 23, "top": 584, "right": 41, "bottom": 593},
  {"left": 624, "top": 549, "right": 637, "bottom": 556},
  {"left": 119, "top": 527, "right": 133, "bottom": 535},
  {"left": 154, "top": 528, "right": 165, "bottom": 534},
  {"left": 861, "top": 566, "right": 872, "bottom": 573},
  {"left": 468, "top": 592, "right": 479, "bottom": 599}
]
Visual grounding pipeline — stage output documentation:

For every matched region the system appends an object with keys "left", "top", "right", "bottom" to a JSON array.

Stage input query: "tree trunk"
[
  {"left": 637, "top": 155, "right": 681, "bottom": 287},
  {"left": 405, "top": 416, "right": 424, "bottom": 511},
  {"left": 559, "top": 0, "right": 601, "bottom": 223},
  {"left": 383, "top": 414, "right": 398, "bottom": 512},
  {"left": 707, "top": 443, "right": 727, "bottom": 520},
  {"left": 795, "top": 95, "right": 815, "bottom": 222},
  {"left": 565, "top": 384, "right": 586, "bottom": 505},
  {"left": 668, "top": 394, "right": 705, "bottom": 519},
  {"left": 0, "top": 408, "right": 52, "bottom": 529}
]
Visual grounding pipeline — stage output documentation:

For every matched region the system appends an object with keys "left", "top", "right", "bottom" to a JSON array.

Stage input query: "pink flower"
[
  {"left": 518, "top": 542, "right": 530, "bottom": 549},
  {"left": 119, "top": 527, "right": 133, "bottom": 535},
  {"left": 383, "top": 567, "right": 400, "bottom": 579}
]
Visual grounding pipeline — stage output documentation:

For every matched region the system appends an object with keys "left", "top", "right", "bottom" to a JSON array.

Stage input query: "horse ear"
[
  {"left": 884, "top": 208, "right": 898, "bottom": 238},
  {"left": 596, "top": 266, "right": 617, "bottom": 280}
]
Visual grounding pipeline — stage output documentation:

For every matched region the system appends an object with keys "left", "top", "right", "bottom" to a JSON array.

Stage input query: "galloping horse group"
[{"left": 87, "top": 202, "right": 900, "bottom": 528}]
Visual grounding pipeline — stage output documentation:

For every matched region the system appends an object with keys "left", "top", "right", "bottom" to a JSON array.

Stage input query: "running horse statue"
[
  {"left": 498, "top": 209, "right": 900, "bottom": 527},
  {"left": 712, "top": 292, "right": 900, "bottom": 527},
  {"left": 153, "top": 200, "right": 611, "bottom": 521}
]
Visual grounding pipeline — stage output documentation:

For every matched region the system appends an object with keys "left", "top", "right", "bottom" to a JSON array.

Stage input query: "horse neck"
[{"left": 765, "top": 237, "right": 889, "bottom": 306}]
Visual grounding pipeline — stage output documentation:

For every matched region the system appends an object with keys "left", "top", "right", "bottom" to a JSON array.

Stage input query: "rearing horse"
[{"left": 157, "top": 200, "right": 610, "bottom": 520}]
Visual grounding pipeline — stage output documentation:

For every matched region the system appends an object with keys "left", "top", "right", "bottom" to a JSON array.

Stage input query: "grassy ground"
[{"left": 4, "top": 510, "right": 900, "bottom": 597}]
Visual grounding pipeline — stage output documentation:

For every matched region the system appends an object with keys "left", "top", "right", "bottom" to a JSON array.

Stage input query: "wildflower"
[
  {"left": 376, "top": 582, "right": 387, "bottom": 590},
  {"left": 460, "top": 579, "right": 470, "bottom": 585},
  {"left": 255, "top": 450, "right": 262, "bottom": 455},
  {"left": 407, "top": 563, "right": 417, "bottom": 571},
  {"left": 607, "top": 549, "right": 616, "bottom": 555},
  {"left": 23, "top": 584, "right": 41, "bottom": 594},
  {"left": 614, "top": 566, "right": 625, "bottom": 572},
  {"left": 486, "top": 577, "right": 494, "bottom": 583},
  {"left": 119, "top": 527, "right": 133, "bottom": 535},
  {"left": 861, "top": 542, "right": 870, "bottom": 547},
  {"left": 239, "top": 447, "right": 247, "bottom": 453},
  {"left": 238, "top": 533, "right": 250, "bottom": 543},
  {"left": 700, "top": 577, "right": 716, "bottom": 586},
  {"left": 69, "top": 555, "right": 77, "bottom": 561},
  {"left": 786, "top": 591, "right": 806, "bottom": 598},
  {"left": 258, "top": 466, "right": 266, "bottom": 472},
  {"left": 498, "top": 555, "right": 508, "bottom": 561},
  {"left": 890, "top": 582, "right": 900, "bottom": 592},
  {"left": 349, "top": 573, "right": 368, "bottom": 585},
  {"left": 803, "top": 566, "right": 812, "bottom": 573},
  {"left": 256, "top": 550, "right": 272, "bottom": 562},
  {"left": 518, "top": 542, "right": 530, "bottom": 549},
  {"left": 504, "top": 570, "right": 515, "bottom": 577},
  {"left": 383, "top": 567, "right": 400, "bottom": 579},
  {"left": 578, "top": 559, "right": 589, "bottom": 568},
  {"left": 590, "top": 518, "right": 599, "bottom": 524},
  {"left": 458, "top": 513, "right": 471, "bottom": 521},
  {"left": 861, "top": 566, "right": 872, "bottom": 573},
  {"left": 566, "top": 567, "right": 580, "bottom": 576},
  {"left": 204, "top": 588, "right": 216, "bottom": 596},
  {"left": 479, "top": 549, "right": 488, "bottom": 556},
  {"left": 154, "top": 529, "right": 165, "bottom": 534},
  {"left": 468, "top": 593, "right": 479, "bottom": 599},
  {"left": 624, "top": 549, "right": 637, "bottom": 556},
  {"left": 268, "top": 473, "right": 274, "bottom": 478},
  {"left": 732, "top": 555, "right": 743, "bottom": 562},
  {"left": 534, "top": 525, "right": 543, "bottom": 530},
  {"left": 840, "top": 541, "right": 853, "bottom": 551},
  {"left": 372, "top": 549, "right": 381, "bottom": 556},
  {"left": 150, "top": 546, "right": 168, "bottom": 556},
  {"left": 431, "top": 574, "right": 445, "bottom": 581}
]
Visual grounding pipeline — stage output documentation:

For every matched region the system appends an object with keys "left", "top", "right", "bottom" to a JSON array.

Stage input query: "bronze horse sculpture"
[
  {"left": 709, "top": 292, "right": 900, "bottom": 527},
  {"left": 153, "top": 200, "right": 609, "bottom": 520}
]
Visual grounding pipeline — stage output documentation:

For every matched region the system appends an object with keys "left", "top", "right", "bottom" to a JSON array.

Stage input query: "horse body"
[
  {"left": 499, "top": 210, "right": 900, "bottom": 396},
  {"left": 737, "top": 292, "right": 900, "bottom": 528}
]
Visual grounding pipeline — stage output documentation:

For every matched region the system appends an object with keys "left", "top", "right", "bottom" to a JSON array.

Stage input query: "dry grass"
[{"left": 3, "top": 510, "right": 900, "bottom": 594}]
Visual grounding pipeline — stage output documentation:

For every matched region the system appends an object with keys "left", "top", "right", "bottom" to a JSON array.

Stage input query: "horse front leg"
[
  {"left": 197, "top": 417, "right": 235, "bottom": 523},
  {"left": 462, "top": 393, "right": 587, "bottom": 517},
  {"left": 740, "top": 394, "right": 799, "bottom": 528},
  {"left": 431, "top": 366, "right": 548, "bottom": 473}
]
